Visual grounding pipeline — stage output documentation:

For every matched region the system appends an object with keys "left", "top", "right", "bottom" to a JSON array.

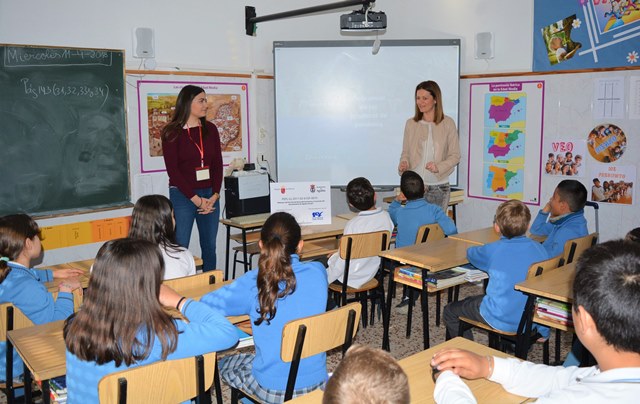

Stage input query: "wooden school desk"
[
  {"left": 221, "top": 215, "right": 349, "bottom": 279},
  {"left": 514, "top": 262, "right": 576, "bottom": 361},
  {"left": 289, "top": 337, "right": 528, "bottom": 404},
  {"left": 449, "top": 226, "right": 547, "bottom": 246},
  {"left": 7, "top": 279, "right": 238, "bottom": 404},
  {"left": 380, "top": 238, "right": 478, "bottom": 350}
]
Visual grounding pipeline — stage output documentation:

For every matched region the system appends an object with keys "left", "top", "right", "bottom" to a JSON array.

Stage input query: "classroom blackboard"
[{"left": 0, "top": 45, "right": 130, "bottom": 217}]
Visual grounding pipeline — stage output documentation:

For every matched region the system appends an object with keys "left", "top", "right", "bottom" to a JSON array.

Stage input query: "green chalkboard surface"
[{"left": 0, "top": 45, "right": 130, "bottom": 217}]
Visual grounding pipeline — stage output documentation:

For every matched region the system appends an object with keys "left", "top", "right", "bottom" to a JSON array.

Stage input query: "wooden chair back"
[
  {"left": 526, "top": 254, "right": 564, "bottom": 279},
  {"left": 0, "top": 303, "right": 34, "bottom": 401},
  {"left": 562, "top": 232, "right": 598, "bottom": 265},
  {"left": 415, "top": 223, "right": 445, "bottom": 244},
  {"left": 163, "top": 270, "right": 223, "bottom": 292},
  {"left": 339, "top": 231, "right": 390, "bottom": 260},
  {"left": 280, "top": 302, "right": 362, "bottom": 401},
  {"left": 98, "top": 352, "right": 217, "bottom": 404}
]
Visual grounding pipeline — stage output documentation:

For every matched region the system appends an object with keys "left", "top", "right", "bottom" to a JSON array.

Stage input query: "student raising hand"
[{"left": 431, "top": 349, "right": 494, "bottom": 380}]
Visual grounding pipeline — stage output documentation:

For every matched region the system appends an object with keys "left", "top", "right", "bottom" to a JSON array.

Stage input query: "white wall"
[{"left": 11, "top": 1, "right": 634, "bottom": 268}]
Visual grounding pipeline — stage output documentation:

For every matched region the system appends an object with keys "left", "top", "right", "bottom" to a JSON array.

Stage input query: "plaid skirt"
[{"left": 219, "top": 353, "right": 326, "bottom": 404}]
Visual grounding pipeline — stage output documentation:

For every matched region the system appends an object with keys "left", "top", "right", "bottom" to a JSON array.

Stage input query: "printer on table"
[{"left": 224, "top": 170, "right": 270, "bottom": 218}]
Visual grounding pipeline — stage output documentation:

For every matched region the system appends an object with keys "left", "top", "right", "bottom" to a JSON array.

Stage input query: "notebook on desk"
[{"left": 228, "top": 212, "right": 271, "bottom": 225}]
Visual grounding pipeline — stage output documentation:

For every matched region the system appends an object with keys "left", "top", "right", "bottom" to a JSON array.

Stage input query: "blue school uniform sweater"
[
  {"left": 65, "top": 299, "right": 237, "bottom": 404},
  {"left": 468, "top": 236, "right": 548, "bottom": 333},
  {"left": 388, "top": 199, "right": 458, "bottom": 248},
  {"left": 530, "top": 210, "right": 588, "bottom": 258},
  {"left": 200, "top": 255, "right": 328, "bottom": 391},
  {"left": 0, "top": 262, "right": 74, "bottom": 381}
]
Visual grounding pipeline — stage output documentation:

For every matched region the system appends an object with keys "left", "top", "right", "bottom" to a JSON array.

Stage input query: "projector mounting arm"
[{"left": 245, "top": 0, "right": 376, "bottom": 36}]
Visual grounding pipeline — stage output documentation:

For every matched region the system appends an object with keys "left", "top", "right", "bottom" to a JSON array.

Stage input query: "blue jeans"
[{"left": 170, "top": 187, "right": 219, "bottom": 272}]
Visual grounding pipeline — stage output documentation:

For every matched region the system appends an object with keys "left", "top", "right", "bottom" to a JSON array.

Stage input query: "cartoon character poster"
[{"left": 534, "top": 1, "right": 640, "bottom": 71}]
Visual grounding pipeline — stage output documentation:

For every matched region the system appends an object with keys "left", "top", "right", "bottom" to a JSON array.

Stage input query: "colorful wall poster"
[
  {"left": 587, "top": 123, "right": 627, "bottom": 163},
  {"left": 137, "top": 80, "right": 250, "bottom": 173},
  {"left": 534, "top": 1, "right": 640, "bottom": 71},
  {"left": 468, "top": 81, "right": 545, "bottom": 205},
  {"left": 543, "top": 139, "right": 587, "bottom": 177},
  {"left": 589, "top": 164, "right": 635, "bottom": 205}
]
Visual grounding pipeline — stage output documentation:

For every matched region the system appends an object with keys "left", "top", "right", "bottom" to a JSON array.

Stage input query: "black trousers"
[{"left": 443, "top": 295, "right": 488, "bottom": 340}]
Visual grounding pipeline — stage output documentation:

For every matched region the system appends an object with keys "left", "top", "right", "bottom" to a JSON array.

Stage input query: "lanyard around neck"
[{"left": 186, "top": 125, "right": 204, "bottom": 167}]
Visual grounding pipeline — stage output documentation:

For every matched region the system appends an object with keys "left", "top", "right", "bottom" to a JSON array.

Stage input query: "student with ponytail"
[
  {"left": 0, "top": 214, "right": 82, "bottom": 382},
  {"left": 201, "top": 212, "right": 328, "bottom": 402}
]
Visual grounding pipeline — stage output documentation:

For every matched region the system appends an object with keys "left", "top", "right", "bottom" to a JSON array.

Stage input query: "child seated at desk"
[
  {"left": 128, "top": 194, "right": 196, "bottom": 280},
  {"left": 530, "top": 179, "right": 588, "bottom": 258},
  {"left": 432, "top": 239, "right": 640, "bottom": 403},
  {"left": 201, "top": 212, "right": 328, "bottom": 401},
  {"left": 326, "top": 177, "right": 394, "bottom": 288},
  {"left": 64, "top": 238, "right": 237, "bottom": 403},
  {"left": 0, "top": 214, "right": 82, "bottom": 386},
  {"left": 390, "top": 170, "right": 457, "bottom": 311},
  {"left": 323, "top": 344, "right": 410, "bottom": 404},
  {"left": 443, "top": 200, "right": 548, "bottom": 340}
]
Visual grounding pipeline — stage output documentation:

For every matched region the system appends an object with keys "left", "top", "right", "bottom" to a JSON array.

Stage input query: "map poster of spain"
[
  {"left": 137, "top": 80, "right": 250, "bottom": 173},
  {"left": 468, "top": 81, "right": 545, "bottom": 205}
]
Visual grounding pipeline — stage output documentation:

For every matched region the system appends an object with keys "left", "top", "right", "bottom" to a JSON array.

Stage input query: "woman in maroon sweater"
[{"left": 161, "top": 85, "right": 223, "bottom": 272}]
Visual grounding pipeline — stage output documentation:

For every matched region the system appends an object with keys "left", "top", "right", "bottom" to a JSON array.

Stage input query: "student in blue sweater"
[
  {"left": 390, "top": 171, "right": 457, "bottom": 311},
  {"left": 0, "top": 214, "right": 82, "bottom": 387},
  {"left": 389, "top": 170, "right": 457, "bottom": 248},
  {"left": 64, "top": 238, "right": 237, "bottom": 404},
  {"left": 530, "top": 179, "right": 588, "bottom": 258},
  {"left": 443, "top": 200, "right": 548, "bottom": 340},
  {"left": 201, "top": 212, "right": 328, "bottom": 403}
]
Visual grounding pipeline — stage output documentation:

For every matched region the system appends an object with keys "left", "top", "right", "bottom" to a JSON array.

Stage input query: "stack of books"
[
  {"left": 49, "top": 376, "right": 67, "bottom": 403},
  {"left": 449, "top": 188, "right": 465, "bottom": 204},
  {"left": 535, "top": 297, "right": 573, "bottom": 326},
  {"left": 464, "top": 269, "right": 489, "bottom": 282},
  {"left": 396, "top": 266, "right": 469, "bottom": 289}
]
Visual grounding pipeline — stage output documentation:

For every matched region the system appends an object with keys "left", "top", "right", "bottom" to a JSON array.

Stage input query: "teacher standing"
[
  {"left": 398, "top": 81, "right": 461, "bottom": 212},
  {"left": 161, "top": 85, "right": 223, "bottom": 272}
]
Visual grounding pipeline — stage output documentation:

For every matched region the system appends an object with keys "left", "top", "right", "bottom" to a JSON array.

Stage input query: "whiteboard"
[{"left": 273, "top": 40, "right": 460, "bottom": 188}]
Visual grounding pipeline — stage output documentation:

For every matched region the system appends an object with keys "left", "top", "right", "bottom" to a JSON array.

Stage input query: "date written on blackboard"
[
  {"left": 4, "top": 47, "right": 112, "bottom": 67},
  {"left": 20, "top": 78, "right": 109, "bottom": 100}
]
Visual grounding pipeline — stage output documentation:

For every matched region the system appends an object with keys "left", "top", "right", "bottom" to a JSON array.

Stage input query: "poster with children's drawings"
[
  {"left": 543, "top": 139, "right": 586, "bottom": 177},
  {"left": 589, "top": 164, "right": 635, "bottom": 205}
]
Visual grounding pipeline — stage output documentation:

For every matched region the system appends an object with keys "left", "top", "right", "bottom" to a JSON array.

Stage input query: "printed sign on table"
[{"left": 270, "top": 182, "right": 331, "bottom": 225}]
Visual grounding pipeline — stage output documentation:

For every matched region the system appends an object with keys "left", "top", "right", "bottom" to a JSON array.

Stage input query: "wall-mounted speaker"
[
  {"left": 475, "top": 32, "right": 494, "bottom": 60},
  {"left": 133, "top": 27, "right": 155, "bottom": 58}
]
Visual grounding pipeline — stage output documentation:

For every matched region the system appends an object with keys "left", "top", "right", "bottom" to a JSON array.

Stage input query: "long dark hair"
[
  {"left": 255, "top": 212, "right": 300, "bottom": 326},
  {"left": 0, "top": 214, "right": 40, "bottom": 283},
  {"left": 129, "top": 195, "right": 182, "bottom": 256},
  {"left": 160, "top": 85, "right": 208, "bottom": 142},
  {"left": 64, "top": 238, "right": 178, "bottom": 366},
  {"left": 412, "top": 80, "right": 444, "bottom": 124}
]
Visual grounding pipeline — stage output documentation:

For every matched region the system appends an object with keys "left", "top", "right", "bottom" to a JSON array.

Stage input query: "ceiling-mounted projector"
[{"left": 340, "top": 10, "right": 387, "bottom": 31}]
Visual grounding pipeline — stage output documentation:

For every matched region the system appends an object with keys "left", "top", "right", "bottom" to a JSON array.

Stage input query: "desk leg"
[
  {"left": 224, "top": 225, "right": 231, "bottom": 280},
  {"left": 42, "top": 378, "right": 50, "bottom": 404},
  {"left": 435, "top": 291, "right": 441, "bottom": 327},
  {"left": 382, "top": 270, "right": 394, "bottom": 351},
  {"left": 451, "top": 204, "right": 457, "bottom": 224},
  {"left": 420, "top": 269, "right": 430, "bottom": 350},
  {"left": 242, "top": 230, "right": 250, "bottom": 273},
  {"left": 23, "top": 363, "right": 32, "bottom": 404},
  {"left": 516, "top": 295, "right": 536, "bottom": 360}
]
